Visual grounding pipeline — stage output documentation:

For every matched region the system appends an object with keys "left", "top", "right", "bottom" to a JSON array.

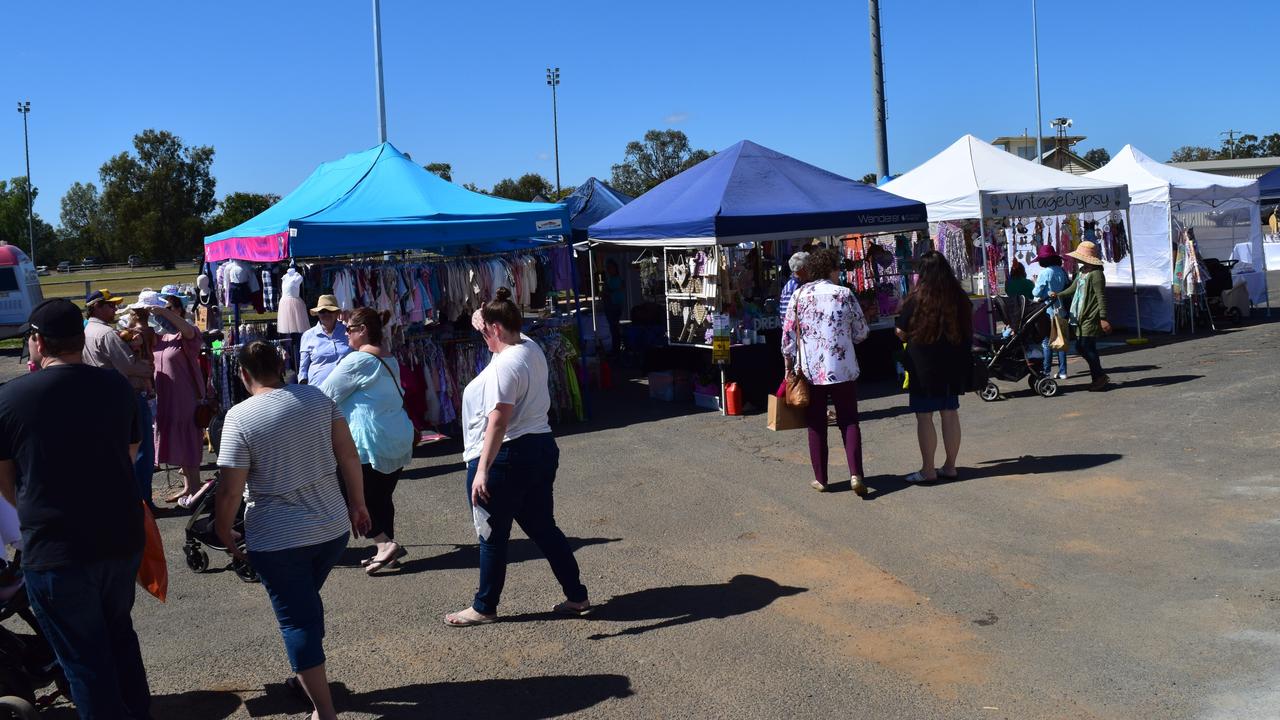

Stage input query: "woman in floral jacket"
[{"left": 782, "top": 248, "right": 871, "bottom": 495}]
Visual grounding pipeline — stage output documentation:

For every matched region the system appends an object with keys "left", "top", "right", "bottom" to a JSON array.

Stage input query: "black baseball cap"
[{"left": 21, "top": 299, "right": 86, "bottom": 339}]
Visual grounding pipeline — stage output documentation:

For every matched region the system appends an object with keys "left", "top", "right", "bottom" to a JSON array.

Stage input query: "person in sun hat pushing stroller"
[{"left": 1051, "top": 241, "right": 1113, "bottom": 391}]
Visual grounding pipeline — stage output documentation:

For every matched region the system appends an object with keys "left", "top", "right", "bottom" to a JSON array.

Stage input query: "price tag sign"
[{"left": 712, "top": 337, "right": 731, "bottom": 364}]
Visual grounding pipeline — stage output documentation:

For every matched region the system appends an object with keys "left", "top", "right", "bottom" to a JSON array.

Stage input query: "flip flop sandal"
[
  {"left": 444, "top": 609, "right": 497, "bottom": 627},
  {"left": 365, "top": 546, "right": 408, "bottom": 575},
  {"left": 904, "top": 471, "right": 935, "bottom": 484},
  {"left": 553, "top": 600, "right": 592, "bottom": 616}
]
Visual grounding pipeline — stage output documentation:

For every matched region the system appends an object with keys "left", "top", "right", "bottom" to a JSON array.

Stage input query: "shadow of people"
[
  {"left": 562, "top": 574, "right": 806, "bottom": 640},
  {"left": 1103, "top": 374, "right": 1203, "bottom": 391},
  {"left": 44, "top": 690, "right": 244, "bottom": 719},
  {"left": 374, "top": 537, "right": 621, "bottom": 575},
  {"left": 863, "top": 452, "right": 1124, "bottom": 499},
  {"left": 245, "top": 675, "right": 633, "bottom": 720}
]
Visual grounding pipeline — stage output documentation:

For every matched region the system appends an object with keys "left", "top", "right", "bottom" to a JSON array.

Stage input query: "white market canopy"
[
  {"left": 1086, "top": 145, "right": 1261, "bottom": 206},
  {"left": 882, "top": 134, "right": 1129, "bottom": 221}
]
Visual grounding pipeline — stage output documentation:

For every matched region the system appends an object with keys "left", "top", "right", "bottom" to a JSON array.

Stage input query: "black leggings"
[{"left": 361, "top": 464, "right": 401, "bottom": 539}]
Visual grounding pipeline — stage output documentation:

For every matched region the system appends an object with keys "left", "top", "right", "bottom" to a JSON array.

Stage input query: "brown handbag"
[{"left": 784, "top": 288, "right": 812, "bottom": 408}]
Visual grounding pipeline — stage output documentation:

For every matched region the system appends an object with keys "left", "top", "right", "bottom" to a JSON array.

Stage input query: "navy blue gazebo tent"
[
  {"left": 562, "top": 177, "right": 633, "bottom": 244},
  {"left": 1260, "top": 167, "right": 1280, "bottom": 202}
]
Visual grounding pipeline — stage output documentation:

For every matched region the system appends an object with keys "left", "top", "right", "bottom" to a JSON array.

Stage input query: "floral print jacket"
[{"left": 782, "top": 280, "right": 870, "bottom": 385}]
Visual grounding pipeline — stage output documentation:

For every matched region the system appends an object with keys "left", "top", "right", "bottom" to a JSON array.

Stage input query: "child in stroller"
[
  {"left": 974, "top": 295, "right": 1060, "bottom": 401},
  {"left": 182, "top": 472, "right": 258, "bottom": 583}
]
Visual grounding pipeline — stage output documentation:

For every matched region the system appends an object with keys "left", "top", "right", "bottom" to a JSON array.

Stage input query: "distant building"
[
  {"left": 1168, "top": 156, "right": 1280, "bottom": 181},
  {"left": 991, "top": 135, "right": 1098, "bottom": 175}
]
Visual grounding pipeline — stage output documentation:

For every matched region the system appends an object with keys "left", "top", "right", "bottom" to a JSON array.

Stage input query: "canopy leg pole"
[
  {"left": 978, "top": 216, "right": 995, "bottom": 336},
  {"left": 571, "top": 241, "right": 591, "bottom": 421},
  {"left": 588, "top": 244, "right": 598, "bottom": 336},
  {"left": 1123, "top": 207, "right": 1147, "bottom": 345}
]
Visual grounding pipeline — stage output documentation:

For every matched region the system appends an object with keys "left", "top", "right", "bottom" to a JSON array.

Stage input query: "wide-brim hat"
[
  {"left": 129, "top": 290, "right": 169, "bottom": 310},
  {"left": 1066, "top": 241, "right": 1104, "bottom": 266},
  {"left": 1033, "top": 245, "right": 1060, "bottom": 265},
  {"left": 310, "top": 294, "right": 341, "bottom": 315}
]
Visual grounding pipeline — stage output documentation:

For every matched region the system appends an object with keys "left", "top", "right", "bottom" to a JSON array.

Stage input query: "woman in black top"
[{"left": 895, "top": 251, "right": 973, "bottom": 483}]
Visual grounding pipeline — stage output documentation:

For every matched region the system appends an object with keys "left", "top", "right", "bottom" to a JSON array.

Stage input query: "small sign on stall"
[{"left": 712, "top": 337, "right": 731, "bottom": 364}]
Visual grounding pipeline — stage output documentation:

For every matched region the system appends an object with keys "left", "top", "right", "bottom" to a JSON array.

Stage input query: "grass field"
[{"left": 38, "top": 266, "right": 203, "bottom": 305}]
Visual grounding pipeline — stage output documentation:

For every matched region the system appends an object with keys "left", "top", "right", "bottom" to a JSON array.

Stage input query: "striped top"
[{"left": 217, "top": 384, "right": 350, "bottom": 552}]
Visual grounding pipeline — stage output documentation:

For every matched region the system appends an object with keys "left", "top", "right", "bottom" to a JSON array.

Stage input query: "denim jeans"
[
  {"left": 25, "top": 551, "right": 151, "bottom": 720},
  {"left": 1076, "top": 336, "right": 1105, "bottom": 380},
  {"left": 248, "top": 532, "right": 349, "bottom": 672},
  {"left": 134, "top": 393, "right": 156, "bottom": 508},
  {"left": 1040, "top": 337, "right": 1068, "bottom": 375},
  {"left": 465, "top": 433, "right": 587, "bottom": 615}
]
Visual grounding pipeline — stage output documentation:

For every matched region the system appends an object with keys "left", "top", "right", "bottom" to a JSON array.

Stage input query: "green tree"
[
  {"left": 462, "top": 182, "right": 487, "bottom": 194},
  {"left": 0, "top": 177, "right": 56, "bottom": 263},
  {"left": 56, "top": 181, "right": 110, "bottom": 261},
  {"left": 424, "top": 163, "right": 453, "bottom": 181},
  {"left": 610, "top": 129, "right": 713, "bottom": 197},
  {"left": 491, "top": 173, "right": 553, "bottom": 201},
  {"left": 860, "top": 173, "right": 878, "bottom": 185},
  {"left": 98, "top": 129, "right": 217, "bottom": 265},
  {"left": 1082, "top": 148, "right": 1111, "bottom": 167},
  {"left": 1169, "top": 145, "right": 1216, "bottom": 162},
  {"left": 206, "top": 191, "right": 280, "bottom": 235}
]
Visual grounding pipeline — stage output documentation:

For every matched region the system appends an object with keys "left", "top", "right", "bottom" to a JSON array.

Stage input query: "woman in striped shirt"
[{"left": 216, "top": 342, "right": 371, "bottom": 720}]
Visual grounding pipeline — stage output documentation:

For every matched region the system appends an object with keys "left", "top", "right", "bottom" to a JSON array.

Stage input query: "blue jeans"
[
  {"left": 1040, "top": 337, "right": 1068, "bottom": 375},
  {"left": 248, "top": 532, "right": 349, "bottom": 672},
  {"left": 134, "top": 393, "right": 156, "bottom": 508},
  {"left": 25, "top": 551, "right": 150, "bottom": 720},
  {"left": 465, "top": 433, "right": 587, "bottom": 615},
  {"left": 1076, "top": 336, "right": 1105, "bottom": 380}
]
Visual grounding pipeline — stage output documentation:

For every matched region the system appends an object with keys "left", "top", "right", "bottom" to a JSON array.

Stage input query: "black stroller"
[
  {"left": 182, "top": 473, "right": 258, "bottom": 583},
  {"left": 0, "top": 560, "right": 65, "bottom": 717},
  {"left": 974, "top": 295, "right": 1060, "bottom": 401}
]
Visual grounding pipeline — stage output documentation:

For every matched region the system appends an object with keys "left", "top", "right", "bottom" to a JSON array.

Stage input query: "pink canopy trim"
[{"left": 204, "top": 232, "right": 290, "bottom": 263}]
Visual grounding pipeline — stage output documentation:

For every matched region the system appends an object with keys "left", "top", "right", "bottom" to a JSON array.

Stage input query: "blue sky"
[{"left": 5, "top": 0, "right": 1276, "bottom": 225}]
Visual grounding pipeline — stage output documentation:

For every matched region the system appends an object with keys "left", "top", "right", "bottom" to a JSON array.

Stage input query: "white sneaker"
[{"left": 1056, "top": 372, "right": 1068, "bottom": 380}]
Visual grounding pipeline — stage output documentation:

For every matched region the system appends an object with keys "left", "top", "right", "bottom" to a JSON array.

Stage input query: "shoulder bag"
[
  {"left": 367, "top": 352, "right": 420, "bottom": 449},
  {"left": 784, "top": 287, "right": 812, "bottom": 408}
]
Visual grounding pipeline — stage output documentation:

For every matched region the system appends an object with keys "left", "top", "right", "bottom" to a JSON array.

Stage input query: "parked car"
[
  {"left": 56, "top": 261, "right": 71, "bottom": 273},
  {"left": 80, "top": 256, "right": 99, "bottom": 268},
  {"left": 35, "top": 265, "right": 49, "bottom": 276},
  {"left": 128, "top": 254, "right": 141, "bottom": 268}
]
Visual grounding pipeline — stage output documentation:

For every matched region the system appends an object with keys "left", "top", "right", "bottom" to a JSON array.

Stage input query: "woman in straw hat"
[
  {"left": 1051, "top": 241, "right": 1112, "bottom": 391},
  {"left": 299, "top": 295, "right": 351, "bottom": 388}
]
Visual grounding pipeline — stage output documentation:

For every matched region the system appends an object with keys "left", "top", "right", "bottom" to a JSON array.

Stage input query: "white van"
[{"left": 0, "top": 242, "right": 45, "bottom": 339}]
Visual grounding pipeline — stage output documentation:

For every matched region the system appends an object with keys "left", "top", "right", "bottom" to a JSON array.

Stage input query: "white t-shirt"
[{"left": 461, "top": 335, "right": 552, "bottom": 462}]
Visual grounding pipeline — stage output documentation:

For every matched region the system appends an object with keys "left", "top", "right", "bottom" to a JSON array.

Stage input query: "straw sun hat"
[{"left": 1066, "top": 241, "right": 1104, "bottom": 266}]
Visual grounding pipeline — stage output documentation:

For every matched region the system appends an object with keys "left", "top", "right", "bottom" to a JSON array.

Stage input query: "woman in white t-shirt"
[{"left": 444, "top": 288, "right": 590, "bottom": 627}]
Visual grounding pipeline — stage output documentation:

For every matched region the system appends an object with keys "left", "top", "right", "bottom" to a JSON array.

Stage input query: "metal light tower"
[
  {"left": 868, "top": 0, "right": 889, "bottom": 181},
  {"left": 17, "top": 101, "right": 35, "bottom": 266},
  {"left": 372, "top": 0, "right": 387, "bottom": 143},
  {"left": 546, "top": 67, "right": 561, "bottom": 197},
  {"left": 1031, "top": 0, "right": 1045, "bottom": 164}
]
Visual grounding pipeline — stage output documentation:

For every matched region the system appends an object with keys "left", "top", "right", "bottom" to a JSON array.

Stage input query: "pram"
[
  {"left": 182, "top": 473, "right": 258, "bottom": 583},
  {"left": 974, "top": 295, "right": 1060, "bottom": 401},
  {"left": 1202, "top": 257, "right": 1247, "bottom": 327},
  {"left": 0, "top": 559, "right": 65, "bottom": 716}
]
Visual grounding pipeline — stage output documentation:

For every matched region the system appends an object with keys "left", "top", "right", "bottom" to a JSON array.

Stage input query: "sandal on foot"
[
  {"left": 444, "top": 608, "right": 496, "bottom": 627},
  {"left": 553, "top": 600, "right": 592, "bottom": 616},
  {"left": 810, "top": 480, "right": 829, "bottom": 492},
  {"left": 365, "top": 545, "right": 408, "bottom": 575},
  {"left": 937, "top": 470, "right": 959, "bottom": 481},
  {"left": 904, "top": 471, "right": 936, "bottom": 484}
]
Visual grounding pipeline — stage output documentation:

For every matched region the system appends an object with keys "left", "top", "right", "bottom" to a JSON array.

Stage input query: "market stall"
[
  {"left": 881, "top": 135, "right": 1135, "bottom": 333},
  {"left": 202, "top": 142, "right": 587, "bottom": 429},
  {"left": 1085, "top": 145, "right": 1269, "bottom": 327},
  {"left": 1254, "top": 167, "right": 1279, "bottom": 271},
  {"left": 588, "top": 139, "right": 928, "bottom": 410}
]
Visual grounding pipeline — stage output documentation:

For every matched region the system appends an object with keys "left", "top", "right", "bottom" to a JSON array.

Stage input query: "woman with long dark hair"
[
  {"left": 320, "top": 308, "right": 414, "bottom": 575},
  {"left": 895, "top": 251, "right": 973, "bottom": 483}
]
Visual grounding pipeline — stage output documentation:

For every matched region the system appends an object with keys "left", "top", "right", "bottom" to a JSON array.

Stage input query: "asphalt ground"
[{"left": 3, "top": 277, "right": 1277, "bottom": 719}]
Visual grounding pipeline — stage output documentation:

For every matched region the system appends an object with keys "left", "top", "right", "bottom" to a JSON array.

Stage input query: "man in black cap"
[
  {"left": 83, "top": 289, "right": 158, "bottom": 510},
  {"left": 0, "top": 299, "right": 152, "bottom": 719}
]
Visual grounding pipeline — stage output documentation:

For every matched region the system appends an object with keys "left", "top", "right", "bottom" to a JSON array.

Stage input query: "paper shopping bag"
[
  {"left": 137, "top": 502, "right": 168, "bottom": 603},
  {"left": 767, "top": 395, "right": 807, "bottom": 431},
  {"left": 1049, "top": 316, "right": 1070, "bottom": 351}
]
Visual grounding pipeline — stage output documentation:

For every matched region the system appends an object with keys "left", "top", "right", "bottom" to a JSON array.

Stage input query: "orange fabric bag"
[{"left": 137, "top": 502, "right": 168, "bottom": 603}]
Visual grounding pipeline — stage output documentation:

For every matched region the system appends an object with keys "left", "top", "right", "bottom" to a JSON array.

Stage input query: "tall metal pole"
[
  {"left": 372, "top": 0, "right": 387, "bottom": 143},
  {"left": 547, "top": 68, "right": 561, "bottom": 197},
  {"left": 1031, "top": 0, "right": 1045, "bottom": 164},
  {"left": 868, "top": 0, "right": 889, "bottom": 180},
  {"left": 17, "top": 101, "right": 35, "bottom": 266}
]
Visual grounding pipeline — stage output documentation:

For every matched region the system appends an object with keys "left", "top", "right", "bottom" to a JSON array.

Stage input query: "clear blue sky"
[{"left": 5, "top": 0, "right": 1276, "bottom": 225}]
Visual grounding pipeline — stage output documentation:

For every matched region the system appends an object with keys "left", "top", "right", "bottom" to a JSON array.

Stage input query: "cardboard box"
[{"left": 766, "top": 395, "right": 806, "bottom": 431}]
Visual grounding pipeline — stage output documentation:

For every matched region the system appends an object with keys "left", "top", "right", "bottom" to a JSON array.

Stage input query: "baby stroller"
[
  {"left": 974, "top": 295, "right": 1060, "bottom": 401},
  {"left": 0, "top": 560, "right": 65, "bottom": 717},
  {"left": 182, "top": 473, "right": 258, "bottom": 583},
  {"left": 1202, "top": 257, "right": 1246, "bottom": 327}
]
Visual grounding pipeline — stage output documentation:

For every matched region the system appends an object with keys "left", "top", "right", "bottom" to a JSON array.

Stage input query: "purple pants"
[{"left": 803, "top": 381, "right": 865, "bottom": 486}]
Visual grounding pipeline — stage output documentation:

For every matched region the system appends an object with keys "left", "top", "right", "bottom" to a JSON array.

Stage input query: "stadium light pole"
[
  {"left": 17, "top": 101, "right": 35, "bottom": 266},
  {"left": 1031, "top": 0, "right": 1045, "bottom": 164},
  {"left": 372, "top": 0, "right": 387, "bottom": 143},
  {"left": 546, "top": 67, "right": 561, "bottom": 197}
]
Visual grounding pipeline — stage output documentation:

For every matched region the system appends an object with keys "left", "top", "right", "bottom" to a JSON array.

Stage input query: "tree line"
[
  {"left": 0, "top": 127, "right": 715, "bottom": 265},
  {"left": 1170, "top": 131, "right": 1280, "bottom": 163}
]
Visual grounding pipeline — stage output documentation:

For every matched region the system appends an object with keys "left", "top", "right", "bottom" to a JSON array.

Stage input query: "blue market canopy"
[
  {"left": 587, "top": 140, "right": 927, "bottom": 247},
  {"left": 1260, "top": 167, "right": 1280, "bottom": 201},
  {"left": 204, "top": 142, "right": 568, "bottom": 261},
  {"left": 562, "top": 177, "right": 633, "bottom": 243}
]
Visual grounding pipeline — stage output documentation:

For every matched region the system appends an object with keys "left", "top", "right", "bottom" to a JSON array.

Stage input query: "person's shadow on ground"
[
  {"left": 521, "top": 574, "right": 807, "bottom": 640},
  {"left": 43, "top": 690, "right": 243, "bottom": 719},
  {"left": 338, "top": 536, "right": 622, "bottom": 573},
  {"left": 863, "top": 452, "right": 1124, "bottom": 500},
  {"left": 244, "top": 674, "right": 633, "bottom": 720}
]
